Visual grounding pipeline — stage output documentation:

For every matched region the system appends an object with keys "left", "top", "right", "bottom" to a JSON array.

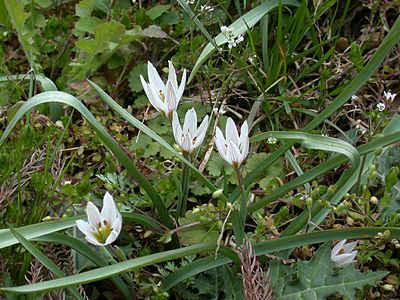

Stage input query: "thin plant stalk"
[
  {"left": 236, "top": 168, "right": 247, "bottom": 237},
  {"left": 177, "top": 156, "right": 191, "bottom": 217}
]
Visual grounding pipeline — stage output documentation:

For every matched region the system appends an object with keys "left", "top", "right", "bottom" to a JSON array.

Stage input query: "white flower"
[
  {"left": 351, "top": 95, "right": 359, "bottom": 101},
  {"left": 212, "top": 107, "right": 226, "bottom": 115},
  {"left": 76, "top": 192, "right": 122, "bottom": 246},
  {"left": 186, "top": 0, "right": 195, "bottom": 4},
  {"left": 267, "top": 136, "right": 278, "bottom": 144},
  {"left": 215, "top": 117, "right": 249, "bottom": 168},
  {"left": 172, "top": 108, "right": 209, "bottom": 154},
  {"left": 383, "top": 91, "right": 396, "bottom": 102},
  {"left": 331, "top": 240, "right": 357, "bottom": 268},
  {"left": 376, "top": 103, "right": 386, "bottom": 112},
  {"left": 221, "top": 26, "right": 244, "bottom": 49},
  {"left": 140, "top": 61, "right": 187, "bottom": 120},
  {"left": 200, "top": 5, "right": 213, "bottom": 13}
]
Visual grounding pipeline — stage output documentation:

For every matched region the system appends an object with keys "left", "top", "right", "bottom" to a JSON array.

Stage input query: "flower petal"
[
  {"left": 331, "top": 240, "right": 347, "bottom": 256},
  {"left": 86, "top": 235, "right": 105, "bottom": 246},
  {"left": 168, "top": 61, "right": 178, "bottom": 92},
  {"left": 215, "top": 127, "right": 227, "bottom": 156},
  {"left": 226, "top": 117, "right": 239, "bottom": 146},
  {"left": 140, "top": 75, "right": 164, "bottom": 112},
  {"left": 193, "top": 115, "right": 209, "bottom": 149},
  {"left": 147, "top": 61, "right": 165, "bottom": 95},
  {"left": 333, "top": 253, "right": 357, "bottom": 268},
  {"left": 177, "top": 69, "right": 187, "bottom": 101},
  {"left": 104, "top": 230, "right": 119, "bottom": 246},
  {"left": 86, "top": 202, "right": 101, "bottom": 227},
  {"left": 101, "top": 192, "right": 117, "bottom": 225},
  {"left": 183, "top": 108, "right": 197, "bottom": 137},
  {"left": 342, "top": 241, "right": 357, "bottom": 253},
  {"left": 76, "top": 220, "right": 96, "bottom": 237},
  {"left": 113, "top": 212, "right": 123, "bottom": 235},
  {"left": 239, "top": 121, "right": 249, "bottom": 160},
  {"left": 229, "top": 141, "right": 243, "bottom": 165},
  {"left": 165, "top": 81, "right": 177, "bottom": 118},
  {"left": 181, "top": 132, "right": 193, "bottom": 153},
  {"left": 172, "top": 111, "right": 182, "bottom": 145}
]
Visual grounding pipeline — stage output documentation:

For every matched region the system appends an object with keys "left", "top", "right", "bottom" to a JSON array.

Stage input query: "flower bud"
[
  {"left": 382, "top": 284, "right": 395, "bottom": 292},
  {"left": 212, "top": 189, "right": 224, "bottom": 199},
  {"left": 370, "top": 196, "right": 378, "bottom": 204},
  {"left": 374, "top": 147, "right": 383, "bottom": 156}
]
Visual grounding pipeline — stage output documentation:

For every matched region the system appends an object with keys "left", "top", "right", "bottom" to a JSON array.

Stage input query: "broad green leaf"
[
  {"left": 74, "top": 16, "right": 101, "bottom": 34},
  {"left": 275, "top": 243, "right": 388, "bottom": 299},
  {"left": 0, "top": 91, "right": 174, "bottom": 229},
  {"left": 95, "top": 20, "right": 126, "bottom": 43},
  {"left": 146, "top": 5, "right": 171, "bottom": 20},
  {"left": 76, "top": 0, "right": 94, "bottom": 18},
  {"left": 189, "top": 0, "right": 300, "bottom": 82},
  {"left": 177, "top": 210, "right": 219, "bottom": 246}
]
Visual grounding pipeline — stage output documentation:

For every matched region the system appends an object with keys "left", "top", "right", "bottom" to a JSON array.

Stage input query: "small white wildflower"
[
  {"left": 331, "top": 240, "right": 357, "bottom": 268},
  {"left": 215, "top": 118, "right": 249, "bottom": 169},
  {"left": 267, "top": 136, "right": 278, "bottom": 144},
  {"left": 351, "top": 95, "right": 358, "bottom": 101},
  {"left": 321, "top": 133, "right": 329, "bottom": 137},
  {"left": 172, "top": 108, "right": 209, "bottom": 155},
  {"left": 376, "top": 103, "right": 385, "bottom": 112},
  {"left": 383, "top": 91, "right": 396, "bottom": 102},
  {"left": 212, "top": 107, "right": 226, "bottom": 115},
  {"left": 200, "top": 5, "right": 213, "bottom": 13},
  {"left": 186, "top": 0, "right": 195, "bottom": 4},
  {"left": 76, "top": 192, "right": 122, "bottom": 246},
  {"left": 221, "top": 26, "right": 243, "bottom": 49}
]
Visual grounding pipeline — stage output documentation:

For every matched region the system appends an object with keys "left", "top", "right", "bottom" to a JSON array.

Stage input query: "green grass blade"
[
  {"left": 10, "top": 229, "right": 84, "bottom": 300},
  {"left": 251, "top": 131, "right": 360, "bottom": 167},
  {"left": 282, "top": 114, "right": 400, "bottom": 236},
  {"left": 0, "top": 243, "right": 216, "bottom": 294},
  {"left": 162, "top": 227, "right": 400, "bottom": 290},
  {"left": 248, "top": 128, "right": 400, "bottom": 214},
  {"left": 0, "top": 74, "right": 62, "bottom": 120},
  {"left": 33, "top": 233, "right": 132, "bottom": 299},
  {"left": 0, "top": 216, "right": 80, "bottom": 249},
  {"left": 163, "top": 255, "right": 231, "bottom": 291},
  {"left": 176, "top": 0, "right": 219, "bottom": 50},
  {"left": 188, "top": 0, "right": 300, "bottom": 83},
  {"left": 87, "top": 80, "right": 223, "bottom": 198},
  {"left": 0, "top": 91, "right": 174, "bottom": 229},
  {"left": 230, "top": 14, "right": 400, "bottom": 204}
]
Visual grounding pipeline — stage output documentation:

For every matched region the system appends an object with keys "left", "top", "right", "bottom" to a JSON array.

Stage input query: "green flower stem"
[
  {"left": 100, "top": 246, "right": 134, "bottom": 288},
  {"left": 177, "top": 155, "right": 191, "bottom": 217},
  {"left": 236, "top": 167, "right": 247, "bottom": 245}
]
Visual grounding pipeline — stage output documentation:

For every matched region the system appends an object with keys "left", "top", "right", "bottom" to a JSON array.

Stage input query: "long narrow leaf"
[
  {"left": 10, "top": 229, "right": 84, "bottom": 300},
  {"left": 162, "top": 227, "right": 400, "bottom": 290},
  {"left": 0, "top": 74, "right": 62, "bottom": 120},
  {"left": 87, "top": 80, "right": 224, "bottom": 198},
  {"left": 189, "top": 0, "right": 300, "bottom": 82},
  {"left": 231, "top": 15, "right": 400, "bottom": 204},
  {"left": 251, "top": 131, "right": 360, "bottom": 167},
  {"left": 0, "top": 91, "right": 174, "bottom": 228}
]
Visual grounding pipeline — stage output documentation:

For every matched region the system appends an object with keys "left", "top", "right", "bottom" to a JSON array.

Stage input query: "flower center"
[
  {"left": 94, "top": 220, "right": 113, "bottom": 244},
  {"left": 338, "top": 248, "right": 345, "bottom": 255},
  {"left": 159, "top": 90, "right": 165, "bottom": 101}
]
